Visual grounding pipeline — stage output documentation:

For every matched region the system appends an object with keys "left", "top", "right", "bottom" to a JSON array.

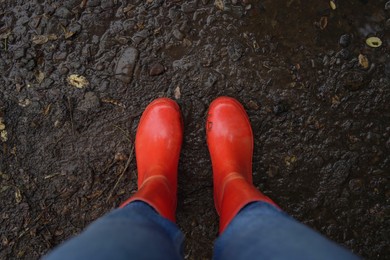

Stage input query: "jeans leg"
[
  {"left": 214, "top": 202, "right": 359, "bottom": 260},
  {"left": 44, "top": 201, "right": 184, "bottom": 260}
]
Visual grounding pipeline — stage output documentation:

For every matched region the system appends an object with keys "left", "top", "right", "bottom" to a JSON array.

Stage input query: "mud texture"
[{"left": 1, "top": 0, "right": 389, "bottom": 259}]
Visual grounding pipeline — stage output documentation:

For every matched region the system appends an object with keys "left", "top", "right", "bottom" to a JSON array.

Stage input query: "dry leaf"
[
  {"left": 65, "top": 30, "right": 76, "bottom": 39},
  {"left": 284, "top": 155, "right": 297, "bottom": 166},
  {"left": 67, "top": 74, "right": 89, "bottom": 88},
  {"left": 319, "top": 16, "right": 328, "bottom": 30},
  {"left": 15, "top": 188, "right": 22, "bottom": 203},
  {"left": 32, "top": 34, "right": 57, "bottom": 44},
  {"left": 43, "top": 104, "right": 52, "bottom": 116},
  {"left": 215, "top": 0, "right": 224, "bottom": 10},
  {"left": 174, "top": 86, "right": 181, "bottom": 99},
  {"left": 366, "top": 37, "right": 382, "bottom": 48},
  {"left": 0, "top": 118, "right": 5, "bottom": 130},
  {"left": 331, "top": 95, "right": 340, "bottom": 105},
  {"left": 35, "top": 71, "right": 45, "bottom": 84},
  {"left": 358, "top": 54, "right": 369, "bottom": 69},
  {"left": 330, "top": 0, "right": 336, "bottom": 10},
  {"left": 0, "top": 130, "right": 7, "bottom": 142}
]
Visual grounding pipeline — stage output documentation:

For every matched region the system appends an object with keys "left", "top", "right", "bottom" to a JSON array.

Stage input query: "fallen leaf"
[
  {"left": 32, "top": 34, "right": 57, "bottom": 45},
  {"left": 43, "top": 104, "right": 51, "bottom": 116},
  {"left": 174, "top": 86, "right": 181, "bottom": 99},
  {"left": 319, "top": 16, "right": 328, "bottom": 30},
  {"left": 330, "top": 0, "right": 336, "bottom": 10},
  {"left": 0, "top": 130, "right": 6, "bottom": 142},
  {"left": 366, "top": 37, "right": 382, "bottom": 48},
  {"left": 15, "top": 188, "right": 22, "bottom": 203},
  {"left": 358, "top": 54, "right": 369, "bottom": 69},
  {"left": 35, "top": 71, "right": 45, "bottom": 84},
  {"left": 331, "top": 95, "right": 340, "bottom": 105},
  {"left": 284, "top": 155, "right": 297, "bottom": 166},
  {"left": 215, "top": 0, "right": 224, "bottom": 10},
  {"left": 67, "top": 74, "right": 89, "bottom": 88},
  {"left": 0, "top": 118, "right": 5, "bottom": 130},
  {"left": 64, "top": 30, "right": 75, "bottom": 39}
]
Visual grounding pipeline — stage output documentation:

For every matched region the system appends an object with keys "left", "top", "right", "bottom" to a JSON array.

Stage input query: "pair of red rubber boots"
[{"left": 121, "top": 97, "right": 277, "bottom": 233}]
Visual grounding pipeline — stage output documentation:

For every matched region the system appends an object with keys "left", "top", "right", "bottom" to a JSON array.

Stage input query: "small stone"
[
  {"left": 385, "top": 1, "right": 390, "bottom": 11},
  {"left": 87, "top": 0, "right": 101, "bottom": 7},
  {"left": 247, "top": 100, "right": 259, "bottom": 110},
  {"left": 77, "top": 92, "right": 100, "bottom": 112},
  {"left": 14, "top": 48, "right": 26, "bottom": 60},
  {"left": 115, "top": 47, "right": 139, "bottom": 83},
  {"left": 273, "top": 101, "right": 289, "bottom": 115},
  {"left": 149, "top": 63, "right": 165, "bottom": 76},
  {"left": 339, "top": 34, "right": 351, "bottom": 48},
  {"left": 349, "top": 178, "right": 364, "bottom": 193},
  {"left": 173, "top": 29, "right": 184, "bottom": 40},
  {"left": 54, "top": 7, "right": 72, "bottom": 19},
  {"left": 227, "top": 41, "right": 243, "bottom": 61},
  {"left": 68, "top": 22, "right": 82, "bottom": 35}
]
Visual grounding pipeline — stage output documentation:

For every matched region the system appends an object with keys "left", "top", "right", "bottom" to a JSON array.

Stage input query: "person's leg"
[
  {"left": 45, "top": 98, "right": 184, "bottom": 259},
  {"left": 206, "top": 97, "right": 358, "bottom": 259},
  {"left": 214, "top": 201, "right": 358, "bottom": 260},
  {"left": 45, "top": 201, "right": 184, "bottom": 260}
]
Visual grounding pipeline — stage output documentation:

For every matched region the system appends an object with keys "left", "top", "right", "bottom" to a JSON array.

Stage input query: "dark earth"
[{"left": 1, "top": 0, "right": 389, "bottom": 259}]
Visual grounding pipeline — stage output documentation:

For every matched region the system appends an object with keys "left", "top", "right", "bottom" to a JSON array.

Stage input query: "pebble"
[
  {"left": 149, "top": 63, "right": 165, "bottom": 76},
  {"left": 339, "top": 34, "right": 351, "bottom": 48},
  {"left": 87, "top": 0, "right": 101, "bottom": 7},
  {"left": 173, "top": 29, "right": 184, "bottom": 40},
  {"left": 386, "top": 1, "right": 390, "bottom": 11},
  {"left": 115, "top": 47, "right": 139, "bottom": 83},
  {"left": 349, "top": 178, "right": 364, "bottom": 193},
  {"left": 77, "top": 92, "right": 100, "bottom": 112},
  {"left": 54, "top": 7, "right": 72, "bottom": 19},
  {"left": 14, "top": 48, "right": 26, "bottom": 60},
  {"left": 227, "top": 42, "right": 243, "bottom": 61}
]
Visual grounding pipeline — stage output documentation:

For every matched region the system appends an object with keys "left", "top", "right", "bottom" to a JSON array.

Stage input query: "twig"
[
  {"left": 67, "top": 96, "right": 75, "bottom": 135},
  {"left": 113, "top": 125, "right": 132, "bottom": 143},
  {"left": 106, "top": 143, "right": 134, "bottom": 202}
]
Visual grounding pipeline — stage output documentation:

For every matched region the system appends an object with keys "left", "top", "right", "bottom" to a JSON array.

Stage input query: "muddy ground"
[{"left": 0, "top": 0, "right": 389, "bottom": 259}]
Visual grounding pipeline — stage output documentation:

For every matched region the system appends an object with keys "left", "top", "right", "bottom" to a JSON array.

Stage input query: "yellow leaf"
[
  {"left": 366, "top": 37, "right": 382, "bottom": 48},
  {"left": 358, "top": 54, "right": 369, "bottom": 69},
  {"left": 330, "top": 0, "right": 336, "bottom": 10},
  {"left": 15, "top": 188, "right": 22, "bottom": 203},
  {"left": 1, "top": 130, "right": 8, "bottom": 142},
  {"left": 67, "top": 74, "right": 89, "bottom": 88}
]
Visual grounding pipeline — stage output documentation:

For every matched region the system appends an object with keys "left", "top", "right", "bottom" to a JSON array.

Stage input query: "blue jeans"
[{"left": 45, "top": 201, "right": 358, "bottom": 260}]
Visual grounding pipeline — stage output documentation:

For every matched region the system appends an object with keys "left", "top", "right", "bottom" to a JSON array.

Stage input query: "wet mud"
[{"left": 0, "top": 0, "right": 389, "bottom": 259}]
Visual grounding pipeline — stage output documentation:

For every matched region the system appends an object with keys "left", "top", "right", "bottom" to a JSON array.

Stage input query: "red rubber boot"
[
  {"left": 206, "top": 97, "right": 279, "bottom": 233},
  {"left": 120, "top": 98, "right": 183, "bottom": 222}
]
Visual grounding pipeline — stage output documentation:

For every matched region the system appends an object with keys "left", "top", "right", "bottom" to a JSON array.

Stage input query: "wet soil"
[{"left": 1, "top": 0, "right": 389, "bottom": 259}]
